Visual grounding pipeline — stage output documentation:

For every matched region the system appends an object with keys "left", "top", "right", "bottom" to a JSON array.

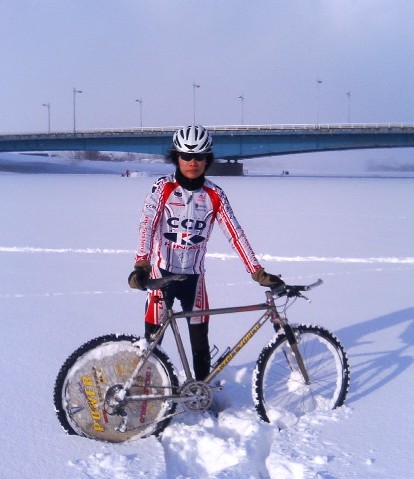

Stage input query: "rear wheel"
[
  {"left": 54, "top": 334, "right": 178, "bottom": 442},
  {"left": 253, "top": 325, "right": 350, "bottom": 427}
]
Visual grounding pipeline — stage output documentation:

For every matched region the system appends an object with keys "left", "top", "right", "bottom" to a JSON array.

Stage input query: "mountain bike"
[{"left": 53, "top": 276, "right": 350, "bottom": 443}]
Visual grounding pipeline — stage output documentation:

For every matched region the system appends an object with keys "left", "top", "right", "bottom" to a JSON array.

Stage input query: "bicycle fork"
[{"left": 282, "top": 324, "right": 310, "bottom": 385}]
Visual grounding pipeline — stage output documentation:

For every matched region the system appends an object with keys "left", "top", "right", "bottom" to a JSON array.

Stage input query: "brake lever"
[
  {"left": 298, "top": 292, "right": 311, "bottom": 302},
  {"left": 286, "top": 287, "right": 310, "bottom": 302}
]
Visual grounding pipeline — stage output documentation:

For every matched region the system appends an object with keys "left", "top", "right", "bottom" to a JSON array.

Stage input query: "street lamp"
[
  {"left": 347, "top": 91, "right": 351, "bottom": 123},
  {"left": 42, "top": 102, "right": 51, "bottom": 133},
  {"left": 193, "top": 82, "right": 200, "bottom": 125},
  {"left": 134, "top": 98, "right": 143, "bottom": 130},
  {"left": 238, "top": 95, "right": 244, "bottom": 125},
  {"left": 73, "top": 88, "right": 82, "bottom": 133},
  {"left": 316, "top": 78, "right": 323, "bottom": 125}
]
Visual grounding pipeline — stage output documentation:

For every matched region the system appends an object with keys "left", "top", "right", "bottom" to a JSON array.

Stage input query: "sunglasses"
[{"left": 179, "top": 153, "right": 207, "bottom": 162}]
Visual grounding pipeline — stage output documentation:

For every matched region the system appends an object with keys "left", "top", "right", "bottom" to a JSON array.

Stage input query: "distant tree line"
[{"left": 69, "top": 151, "right": 164, "bottom": 162}]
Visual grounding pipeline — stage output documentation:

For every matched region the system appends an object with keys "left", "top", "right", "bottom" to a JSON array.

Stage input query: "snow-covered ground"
[{"left": 1, "top": 152, "right": 414, "bottom": 478}]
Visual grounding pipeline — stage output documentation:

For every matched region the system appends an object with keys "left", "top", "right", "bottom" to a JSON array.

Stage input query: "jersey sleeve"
[
  {"left": 213, "top": 187, "right": 262, "bottom": 274},
  {"left": 134, "top": 176, "right": 166, "bottom": 264}
]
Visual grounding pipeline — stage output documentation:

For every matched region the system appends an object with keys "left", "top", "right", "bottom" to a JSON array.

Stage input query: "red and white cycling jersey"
[{"left": 135, "top": 173, "right": 262, "bottom": 275}]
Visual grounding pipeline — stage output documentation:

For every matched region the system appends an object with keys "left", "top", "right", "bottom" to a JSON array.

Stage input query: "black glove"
[
  {"left": 128, "top": 261, "right": 151, "bottom": 290},
  {"left": 252, "top": 268, "right": 285, "bottom": 289}
]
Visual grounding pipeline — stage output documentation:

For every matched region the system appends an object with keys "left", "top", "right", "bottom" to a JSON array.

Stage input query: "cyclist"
[{"left": 129, "top": 125, "right": 285, "bottom": 381}]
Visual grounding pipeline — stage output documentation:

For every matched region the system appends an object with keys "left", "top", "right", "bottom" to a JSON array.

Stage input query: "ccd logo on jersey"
[
  {"left": 167, "top": 217, "right": 206, "bottom": 231},
  {"left": 164, "top": 232, "right": 205, "bottom": 245}
]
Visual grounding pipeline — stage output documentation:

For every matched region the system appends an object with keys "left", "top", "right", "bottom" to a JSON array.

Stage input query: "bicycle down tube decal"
[{"left": 215, "top": 323, "right": 261, "bottom": 371}]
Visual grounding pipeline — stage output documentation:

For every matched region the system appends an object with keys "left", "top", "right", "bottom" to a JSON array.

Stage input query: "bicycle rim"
[
  {"left": 54, "top": 334, "right": 178, "bottom": 442},
  {"left": 253, "top": 325, "right": 350, "bottom": 427}
]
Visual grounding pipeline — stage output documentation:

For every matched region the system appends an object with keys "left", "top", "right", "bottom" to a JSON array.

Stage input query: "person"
[{"left": 128, "top": 125, "right": 285, "bottom": 381}]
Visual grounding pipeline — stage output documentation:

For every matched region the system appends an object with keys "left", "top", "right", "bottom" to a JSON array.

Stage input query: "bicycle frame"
[
  {"left": 122, "top": 290, "right": 282, "bottom": 396},
  {"left": 120, "top": 278, "right": 324, "bottom": 408}
]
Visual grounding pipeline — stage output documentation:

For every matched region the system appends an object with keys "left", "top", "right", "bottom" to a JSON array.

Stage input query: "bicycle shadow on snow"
[{"left": 336, "top": 306, "right": 414, "bottom": 404}]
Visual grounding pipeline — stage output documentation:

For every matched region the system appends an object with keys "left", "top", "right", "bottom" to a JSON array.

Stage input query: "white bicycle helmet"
[{"left": 172, "top": 125, "right": 213, "bottom": 153}]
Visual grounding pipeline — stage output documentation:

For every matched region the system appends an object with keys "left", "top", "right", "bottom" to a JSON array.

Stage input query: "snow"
[{"left": 1, "top": 152, "right": 414, "bottom": 478}]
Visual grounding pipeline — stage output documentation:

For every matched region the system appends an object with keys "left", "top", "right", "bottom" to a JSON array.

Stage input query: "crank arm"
[{"left": 127, "top": 394, "right": 206, "bottom": 405}]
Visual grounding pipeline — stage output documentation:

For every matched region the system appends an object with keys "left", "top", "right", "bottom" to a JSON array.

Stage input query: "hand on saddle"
[{"left": 128, "top": 260, "right": 151, "bottom": 291}]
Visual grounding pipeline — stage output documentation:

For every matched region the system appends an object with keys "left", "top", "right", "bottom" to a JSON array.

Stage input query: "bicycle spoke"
[
  {"left": 54, "top": 335, "right": 179, "bottom": 442},
  {"left": 253, "top": 325, "right": 350, "bottom": 426}
]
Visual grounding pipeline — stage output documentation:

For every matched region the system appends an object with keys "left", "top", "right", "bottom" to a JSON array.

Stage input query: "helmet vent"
[{"left": 173, "top": 125, "right": 213, "bottom": 154}]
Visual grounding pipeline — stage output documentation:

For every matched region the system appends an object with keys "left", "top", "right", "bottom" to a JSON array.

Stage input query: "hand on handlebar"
[
  {"left": 128, "top": 260, "right": 151, "bottom": 291},
  {"left": 251, "top": 268, "right": 285, "bottom": 289}
]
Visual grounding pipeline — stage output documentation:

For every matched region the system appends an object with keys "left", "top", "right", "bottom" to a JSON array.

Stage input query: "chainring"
[{"left": 180, "top": 381, "right": 212, "bottom": 413}]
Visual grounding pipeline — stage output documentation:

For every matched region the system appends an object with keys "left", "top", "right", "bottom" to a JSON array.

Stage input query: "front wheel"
[
  {"left": 53, "top": 334, "right": 179, "bottom": 442},
  {"left": 253, "top": 325, "right": 350, "bottom": 427}
]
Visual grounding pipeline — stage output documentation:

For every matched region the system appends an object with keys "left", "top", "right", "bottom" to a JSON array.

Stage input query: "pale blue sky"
[{"left": 1, "top": 0, "right": 414, "bottom": 134}]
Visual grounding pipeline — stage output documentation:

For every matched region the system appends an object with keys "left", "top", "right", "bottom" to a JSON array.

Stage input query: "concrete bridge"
[{"left": 1, "top": 124, "right": 414, "bottom": 174}]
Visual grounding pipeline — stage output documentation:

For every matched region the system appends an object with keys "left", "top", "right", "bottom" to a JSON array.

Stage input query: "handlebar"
[
  {"left": 272, "top": 278, "right": 323, "bottom": 299},
  {"left": 145, "top": 275, "right": 323, "bottom": 300}
]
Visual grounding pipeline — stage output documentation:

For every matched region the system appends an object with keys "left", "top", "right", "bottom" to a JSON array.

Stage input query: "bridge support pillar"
[{"left": 209, "top": 159, "right": 244, "bottom": 176}]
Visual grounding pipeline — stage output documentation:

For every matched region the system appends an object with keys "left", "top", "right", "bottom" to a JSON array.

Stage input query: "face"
[{"left": 178, "top": 153, "right": 207, "bottom": 180}]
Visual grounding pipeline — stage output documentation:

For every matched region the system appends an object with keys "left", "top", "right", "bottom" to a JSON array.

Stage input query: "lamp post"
[
  {"left": 238, "top": 95, "right": 244, "bottom": 125},
  {"left": 316, "top": 78, "right": 322, "bottom": 125},
  {"left": 347, "top": 91, "right": 351, "bottom": 123},
  {"left": 42, "top": 102, "right": 51, "bottom": 133},
  {"left": 73, "top": 88, "right": 82, "bottom": 133},
  {"left": 135, "top": 98, "right": 143, "bottom": 130},
  {"left": 193, "top": 82, "right": 200, "bottom": 125}
]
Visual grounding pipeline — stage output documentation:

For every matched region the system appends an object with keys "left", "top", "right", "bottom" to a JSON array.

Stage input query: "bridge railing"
[
  {"left": 1, "top": 123, "right": 414, "bottom": 138},
  {"left": 207, "top": 123, "right": 414, "bottom": 132}
]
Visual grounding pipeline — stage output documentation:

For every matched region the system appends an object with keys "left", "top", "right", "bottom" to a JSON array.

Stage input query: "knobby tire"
[
  {"left": 53, "top": 334, "right": 179, "bottom": 442},
  {"left": 253, "top": 324, "right": 350, "bottom": 427}
]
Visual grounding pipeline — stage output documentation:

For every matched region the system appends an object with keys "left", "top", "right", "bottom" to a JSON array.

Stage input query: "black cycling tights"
[
  {"left": 145, "top": 321, "right": 210, "bottom": 381},
  {"left": 145, "top": 270, "right": 211, "bottom": 381}
]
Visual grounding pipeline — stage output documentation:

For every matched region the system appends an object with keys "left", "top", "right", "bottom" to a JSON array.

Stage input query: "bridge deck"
[{"left": 1, "top": 124, "right": 414, "bottom": 159}]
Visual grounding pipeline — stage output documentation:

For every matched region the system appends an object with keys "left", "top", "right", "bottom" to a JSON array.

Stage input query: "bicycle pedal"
[{"left": 212, "top": 380, "right": 224, "bottom": 391}]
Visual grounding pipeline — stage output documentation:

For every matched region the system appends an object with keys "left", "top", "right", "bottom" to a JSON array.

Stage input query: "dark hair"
[{"left": 166, "top": 148, "right": 215, "bottom": 171}]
